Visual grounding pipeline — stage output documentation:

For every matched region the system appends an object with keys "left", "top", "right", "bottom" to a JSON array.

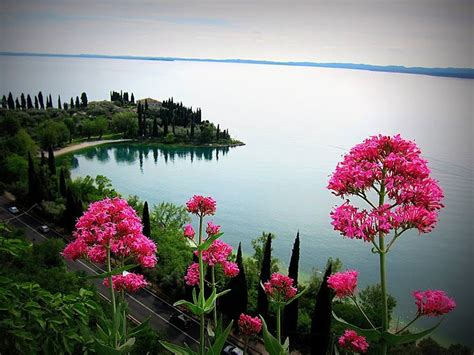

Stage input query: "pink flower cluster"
[
  {"left": 186, "top": 195, "right": 217, "bottom": 216},
  {"left": 103, "top": 272, "right": 148, "bottom": 293},
  {"left": 184, "top": 224, "right": 195, "bottom": 239},
  {"left": 264, "top": 273, "right": 297, "bottom": 302},
  {"left": 338, "top": 330, "right": 369, "bottom": 353},
  {"left": 184, "top": 263, "right": 200, "bottom": 286},
  {"left": 328, "top": 135, "right": 444, "bottom": 240},
  {"left": 206, "top": 221, "right": 221, "bottom": 236},
  {"left": 63, "top": 198, "right": 157, "bottom": 268},
  {"left": 327, "top": 270, "right": 358, "bottom": 298},
  {"left": 238, "top": 314, "right": 262, "bottom": 336},
  {"left": 413, "top": 290, "right": 456, "bottom": 317}
]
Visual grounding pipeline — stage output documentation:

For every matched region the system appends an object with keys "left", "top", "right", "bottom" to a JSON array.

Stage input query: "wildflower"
[
  {"left": 413, "top": 290, "right": 456, "bottom": 317},
  {"left": 184, "top": 224, "right": 195, "bottom": 239},
  {"left": 338, "top": 330, "right": 369, "bottom": 353},
  {"left": 184, "top": 263, "right": 200, "bottom": 286},
  {"left": 327, "top": 270, "right": 358, "bottom": 298},
  {"left": 264, "top": 273, "right": 297, "bottom": 302},
  {"left": 238, "top": 314, "right": 262, "bottom": 336},
  {"left": 206, "top": 221, "right": 220, "bottom": 236},
  {"left": 186, "top": 195, "right": 216, "bottom": 216},
  {"left": 103, "top": 272, "right": 148, "bottom": 293},
  {"left": 223, "top": 261, "right": 239, "bottom": 278},
  {"left": 200, "top": 239, "right": 233, "bottom": 266}
]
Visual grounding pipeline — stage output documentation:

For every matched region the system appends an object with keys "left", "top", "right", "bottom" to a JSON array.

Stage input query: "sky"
[{"left": 0, "top": 0, "right": 473, "bottom": 68}]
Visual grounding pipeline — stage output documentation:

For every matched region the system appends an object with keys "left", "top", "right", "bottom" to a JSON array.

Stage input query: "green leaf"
[
  {"left": 192, "top": 287, "right": 198, "bottom": 305},
  {"left": 174, "top": 299, "right": 204, "bottom": 316},
  {"left": 159, "top": 340, "right": 196, "bottom": 355},
  {"left": 118, "top": 337, "right": 136, "bottom": 351},
  {"left": 197, "top": 232, "right": 224, "bottom": 251},
  {"left": 86, "top": 264, "right": 137, "bottom": 279},
  {"left": 203, "top": 289, "right": 217, "bottom": 313},
  {"left": 332, "top": 312, "right": 382, "bottom": 342},
  {"left": 383, "top": 320, "right": 442, "bottom": 346},
  {"left": 128, "top": 318, "right": 150, "bottom": 338},
  {"left": 206, "top": 320, "right": 233, "bottom": 355},
  {"left": 260, "top": 316, "right": 287, "bottom": 355},
  {"left": 94, "top": 340, "right": 123, "bottom": 355}
]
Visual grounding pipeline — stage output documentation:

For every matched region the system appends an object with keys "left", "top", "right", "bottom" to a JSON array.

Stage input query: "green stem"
[
  {"left": 106, "top": 243, "right": 117, "bottom": 348},
  {"left": 350, "top": 296, "right": 377, "bottom": 330},
  {"left": 396, "top": 314, "right": 421, "bottom": 334},
  {"left": 243, "top": 336, "right": 250, "bottom": 355},
  {"left": 198, "top": 215, "right": 205, "bottom": 355},
  {"left": 211, "top": 266, "right": 217, "bottom": 328},
  {"left": 276, "top": 305, "right": 281, "bottom": 344},
  {"left": 378, "top": 175, "right": 388, "bottom": 355}
]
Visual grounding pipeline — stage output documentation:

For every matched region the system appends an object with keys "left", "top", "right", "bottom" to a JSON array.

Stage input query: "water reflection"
[{"left": 69, "top": 144, "right": 234, "bottom": 171}]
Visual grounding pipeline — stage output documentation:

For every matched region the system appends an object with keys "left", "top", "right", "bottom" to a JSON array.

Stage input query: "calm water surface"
[{"left": 1, "top": 56, "right": 472, "bottom": 346}]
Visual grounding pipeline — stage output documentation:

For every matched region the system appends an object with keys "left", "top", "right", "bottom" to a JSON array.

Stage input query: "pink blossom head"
[
  {"left": 186, "top": 195, "right": 216, "bottom": 216},
  {"left": 184, "top": 224, "right": 195, "bottom": 240},
  {"left": 184, "top": 262, "right": 200, "bottom": 286},
  {"left": 200, "top": 239, "right": 233, "bottom": 266},
  {"left": 413, "top": 290, "right": 456, "bottom": 317},
  {"left": 264, "top": 273, "right": 297, "bottom": 302},
  {"left": 328, "top": 135, "right": 444, "bottom": 241},
  {"left": 338, "top": 330, "right": 369, "bottom": 353},
  {"left": 238, "top": 314, "right": 262, "bottom": 336},
  {"left": 103, "top": 272, "right": 148, "bottom": 293},
  {"left": 327, "top": 270, "right": 358, "bottom": 298},
  {"left": 223, "top": 261, "right": 239, "bottom": 278},
  {"left": 206, "top": 221, "right": 221, "bottom": 236}
]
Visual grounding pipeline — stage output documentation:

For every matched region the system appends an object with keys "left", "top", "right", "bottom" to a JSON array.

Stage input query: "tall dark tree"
[
  {"left": 38, "top": 91, "right": 44, "bottom": 109},
  {"left": 163, "top": 114, "right": 169, "bottom": 136},
  {"left": 20, "top": 93, "right": 26, "bottom": 110},
  {"left": 190, "top": 117, "right": 195, "bottom": 138},
  {"left": 48, "top": 94, "right": 53, "bottom": 108},
  {"left": 152, "top": 117, "right": 158, "bottom": 137},
  {"left": 283, "top": 231, "right": 300, "bottom": 344},
  {"left": 7, "top": 93, "right": 14, "bottom": 109},
  {"left": 144, "top": 99, "right": 149, "bottom": 111},
  {"left": 15, "top": 98, "right": 21, "bottom": 110},
  {"left": 130, "top": 93, "right": 135, "bottom": 104},
  {"left": 137, "top": 102, "right": 143, "bottom": 137},
  {"left": 81, "top": 92, "right": 88, "bottom": 107},
  {"left": 26, "top": 94, "right": 33, "bottom": 109},
  {"left": 28, "top": 152, "right": 41, "bottom": 203},
  {"left": 57, "top": 95, "right": 62, "bottom": 110},
  {"left": 40, "top": 151, "right": 47, "bottom": 166},
  {"left": 34, "top": 96, "right": 39, "bottom": 109},
  {"left": 222, "top": 242, "right": 248, "bottom": 322},
  {"left": 47, "top": 145, "right": 56, "bottom": 175},
  {"left": 310, "top": 262, "right": 334, "bottom": 355},
  {"left": 257, "top": 233, "right": 273, "bottom": 320},
  {"left": 216, "top": 124, "right": 220, "bottom": 141},
  {"left": 59, "top": 168, "right": 67, "bottom": 198},
  {"left": 70, "top": 97, "right": 74, "bottom": 109},
  {"left": 1, "top": 95, "right": 6, "bottom": 109},
  {"left": 142, "top": 201, "right": 151, "bottom": 238},
  {"left": 75, "top": 96, "right": 80, "bottom": 109}
]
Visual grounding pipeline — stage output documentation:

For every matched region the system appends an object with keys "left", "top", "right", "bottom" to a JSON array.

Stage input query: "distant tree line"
[{"left": 2, "top": 91, "right": 88, "bottom": 111}]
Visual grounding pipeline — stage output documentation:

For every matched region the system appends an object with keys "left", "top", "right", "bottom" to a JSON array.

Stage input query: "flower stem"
[
  {"left": 198, "top": 215, "right": 205, "bottom": 355},
  {"left": 106, "top": 243, "right": 117, "bottom": 348},
  {"left": 276, "top": 305, "right": 281, "bottom": 344},
  {"left": 350, "top": 296, "right": 377, "bottom": 330},
  {"left": 396, "top": 314, "right": 421, "bottom": 334},
  {"left": 378, "top": 176, "right": 388, "bottom": 355},
  {"left": 211, "top": 266, "right": 217, "bottom": 328}
]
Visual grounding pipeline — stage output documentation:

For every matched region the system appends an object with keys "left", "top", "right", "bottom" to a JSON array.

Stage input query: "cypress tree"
[
  {"left": 310, "top": 262, "right": 334, "bottom": 355},
  {"left": 28, "top": 152, "right": 41, "bottom": 203},
  {"left": 152, "top": 117, "right": 158, "bottom": 137},
  {"left": 40, "top": 151, "right": 46, "bottom": 166},
  {"left": 144, "top": 99, "right": 149, "bottom": 111},
  {"left": 27, "top": 94, "right": 33, "bottom": 109},
  {"left": 130, "top": 93, "right": 135, "bottom": 104},
  {"left": 1, "top": 95, "right": 6, "bottom": 109},
  {"left": 190, "top": 117, "right": 195, "bottom": 138},
  {"left": 15, "top": 98, "right": 20, "bottom": 110},
  {"left": 7, "top": 93, "right": 14, "bottom": 109},
  {"left": 257, "top": 233, "right": 273, "bottom": 320},
  {"left": 222, "top": 242, "right": 248, "bottom": 321},
  {"left": 38, "top": 91, "right": 44, "bottom": 109},
  {"left": 59, "top": 168, "right": 67, "bottom": 197},
  {"left": 81, "top": 92, "right": 88, "bottom": 107},
  {"left": 34, "top": 96, "right": 39, "bottom": 109},
  {"left": 75, "top": 96, "right": 80, "bottom": 109},
  {"left": 48, "top": 94, "right": 53, "bottom": 108},
  {"left": 70, "top": 97, "right": 74, "bottom": 109},
  {"left": 137, "top": 103, "right": 143, "bottom": 137},
  {"left": 142, "top": 201, "right": 151, "bottom": 238},
  {"left": 20, "top": 93, "right": 26, "bottom": 110},
  {"left": 58, "top": 95, "right": 62, "bottom": 110},
  {"left": 216, "top": 124, "right": 220, "bottom": 141},
  {"left": 163, "top": 114, "right": 169, "bottom": 136},
  {"left": 283, "top": 231, "right": 300, "bottom": 344},
  {"left": 47, "top": 145, "right": 56, "bottom": 175}
]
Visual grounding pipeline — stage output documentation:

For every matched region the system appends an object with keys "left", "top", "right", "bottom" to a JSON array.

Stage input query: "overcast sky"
[{"left": 1, "top": 0, "right": 472, "bottom": 67}]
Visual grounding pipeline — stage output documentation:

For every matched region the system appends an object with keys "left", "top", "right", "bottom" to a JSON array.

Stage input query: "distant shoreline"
[{"left": 1, "top": 51, "right": 473, "bottom": 79}]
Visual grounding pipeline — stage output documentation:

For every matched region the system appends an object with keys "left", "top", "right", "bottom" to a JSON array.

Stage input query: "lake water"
[{"left": 1, "top": 56, "right": 473, "bottom": 346}]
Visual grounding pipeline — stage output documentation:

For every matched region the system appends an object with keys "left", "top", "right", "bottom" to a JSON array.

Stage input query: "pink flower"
[
  {"left": 200, "top": 239, "right": 233, "bottom": 266},
  {"left": 338, "top": 330, "right": 369, "bottom": 353},
  {"left": 184, "top": 263, "right": 200, "bottom": 286},
  {"left": 62, "top": 238, "right": 88, "bottom": 260},
  {"left": 103, "top": 272, "right": 148, "bottom": 293},
  {"left": 413, "top": 290, "right": 456, "bottom": 317},
  {"left": 264, "top": 273, "right": 297, "bottom": 302},
  {"left": 328, "top": 135, "right": 444, "bottom": 242},
  {"left": 206, "top": 221, "right": 220, "bottom": 236},
  {"left": 186, "top": 195, "right": 216, "bottom": 216},
  {"left": 223, "top": 261, "right": 239, "bottom": 278},
  {"left": 327, "top": 270, "right": 358, "bottom": 298},
  {"left": 238, "top": 314, "right": 262, "bottom": 336},
  {"left": 183, "top": 224, "right": 195, "bottom": 239}
]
